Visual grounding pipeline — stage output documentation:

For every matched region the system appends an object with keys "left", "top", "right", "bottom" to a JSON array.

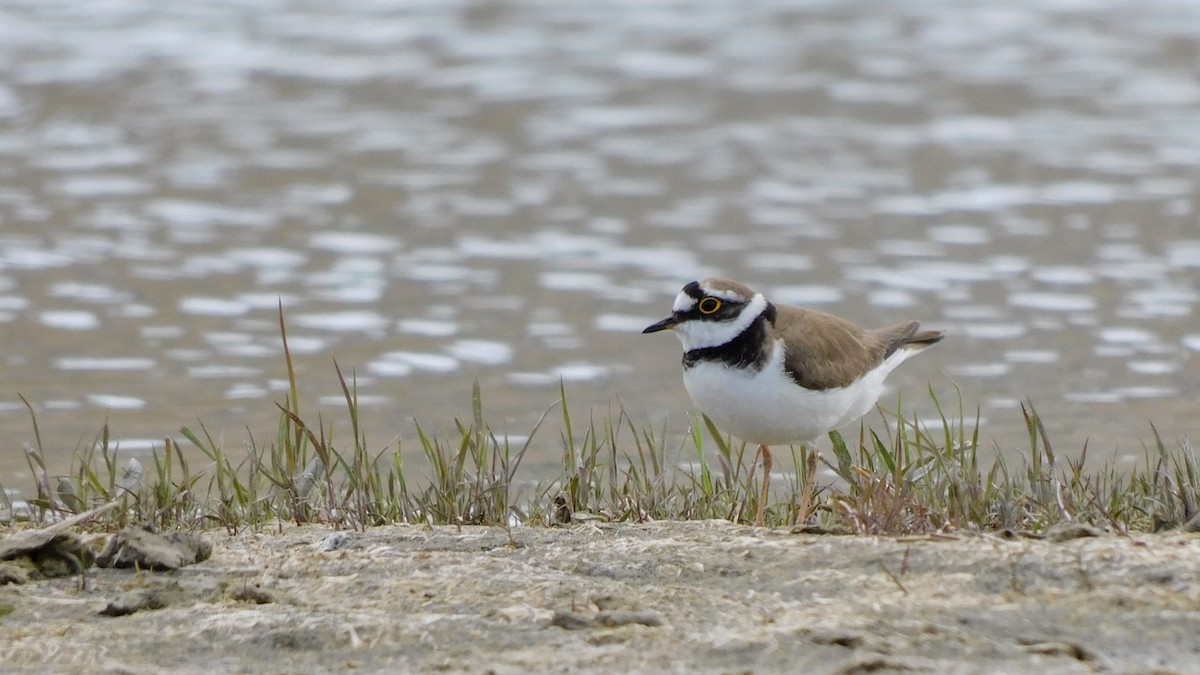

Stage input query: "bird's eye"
[{"left": 698, "top": 297, "right": 722, "bottom": 314}]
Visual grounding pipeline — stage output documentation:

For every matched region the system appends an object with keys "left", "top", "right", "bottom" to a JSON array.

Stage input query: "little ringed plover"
[{"left": 644, "top": 278, "right": 944, "bottom": 526}]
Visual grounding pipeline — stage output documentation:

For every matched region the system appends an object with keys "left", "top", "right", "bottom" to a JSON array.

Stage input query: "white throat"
[{"left": 673, "top": 292, "right": 769, "bottom": 351}]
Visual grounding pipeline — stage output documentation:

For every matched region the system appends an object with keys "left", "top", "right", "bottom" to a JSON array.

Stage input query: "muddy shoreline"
[{"left": 3, "top": 521, "right": 1199, "bottom": 673}]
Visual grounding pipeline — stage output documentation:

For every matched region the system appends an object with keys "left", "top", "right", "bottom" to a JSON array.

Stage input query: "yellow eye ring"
[{"left": 698, "top": 297, "right": 722, "bottom": 315}]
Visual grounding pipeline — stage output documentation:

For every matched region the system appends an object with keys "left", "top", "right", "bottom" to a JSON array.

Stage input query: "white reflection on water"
[
  {"left": 1004, "top": 350, "right": 1058, "bottom": 364},
  {"left": 86, "top": 394, "right": 146, "bottom": 410},
  {"left": 446, "top": 340, "right": 513, "bottom": 365},
  {"left": 927, "top": 225, "right": 990, "bottom": 246},
  {"left": 226, "top": 383, "right": 269, "bottom": 399},
  {"left": 1099, "top": 328, "right": 1158, "bottom": 345},
  {"left": 188, "top": 365, "right": 261, "bottom": 379},
  {"left": 141, "top": 326, "right": 186, "bottom": 340},
  {"left": 866, "top": 289, "right": 917, "bottom": 309},
  {"left": 397, "top": 319, "right": 458, "bottom": 337},
  {"left": 593, "top": 314, "right": 655, "bottom": 333},
  {"left": 39, "top": 310, "right": 99, "bottom": 330},
  {"left": 771, "top": 285, "right": 844, "bottom": 306},
  {"left": 947, "top": 363, "right": 1012, "bottom": 379},
  {"left": 180, "top": 297, "right": 250, "bottom": 316},
  {"left": 961, "top": 325, "right": 1027, "bottom": 340},
  {"left": 1127, "top": 361, "right": 1177, "bottom": 376},
  {"left": 540, "top": 271, "right": 612, "bottom": 293},
  {"left": 200, "top": 333, "right": 274, "bottom": 358},
  {"left": 508, "top": 363, "right": 612, "bottom": 386},
  {"left": 52, "top": 175, "right": 150, "bottom": 198},
  {"left": 56, "top": 358, "right": 156, "bottom": 371},
  {"left": 1030, "top": 267, "right": 1095, "bottom": 286},
  {"left": 310, "top": 232, "right": 399, "bottom": 254},
  {"left": 292, "top": 311, "right": 390, "bottom": 334},
  {"left": 375, "top": 352, "right": 458, "bottom": 374},
  {"left": 1127, "top": 288, "right": 1199, "bottom": 317},
  {"left": 1007, "top": 292, "right": 1096, "bottom": 313},
  {"left": 49, "top": 282, "right": 131, "bottom": 302}
]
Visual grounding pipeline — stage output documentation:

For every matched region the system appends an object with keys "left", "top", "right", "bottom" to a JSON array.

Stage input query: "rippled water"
[{"left": 2, "top": 0, "right": 1198, "bottom": 492}]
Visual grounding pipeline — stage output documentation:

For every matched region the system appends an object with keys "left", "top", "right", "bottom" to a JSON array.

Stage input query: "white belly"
[{"left": 681, "top": 341, "right": 914, "bottom": 446}]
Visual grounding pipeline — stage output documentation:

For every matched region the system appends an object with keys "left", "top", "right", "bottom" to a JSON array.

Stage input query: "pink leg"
[{"left": 755, "top": 444, "right": 772, "bottom": 527}]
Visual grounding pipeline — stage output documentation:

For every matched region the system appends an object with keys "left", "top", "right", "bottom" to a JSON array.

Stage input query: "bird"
[{"left": 643, "top": 278, "right": 944, "bottom": 526}]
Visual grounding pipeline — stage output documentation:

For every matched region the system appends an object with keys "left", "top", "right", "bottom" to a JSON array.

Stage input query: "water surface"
[{"left": 1, "top": 0, "right": 1198, "bottom": 493}]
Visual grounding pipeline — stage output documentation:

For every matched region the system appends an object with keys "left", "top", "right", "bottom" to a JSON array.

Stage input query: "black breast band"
[{"left": 683, "top": 312, "right": 772, "bottom": 372}]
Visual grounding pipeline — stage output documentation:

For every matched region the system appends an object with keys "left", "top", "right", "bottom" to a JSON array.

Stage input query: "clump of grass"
[{"left": 3, "top": 309, "right": 1197, "bottom": 536}]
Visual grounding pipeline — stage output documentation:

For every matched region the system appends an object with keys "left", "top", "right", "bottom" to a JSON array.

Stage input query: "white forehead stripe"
[
  {"left": 672, "top": 293, "right": 697, "bottom": 313},
  {"left": 699, "top": 284, "right": 750, "bottom": 302}
]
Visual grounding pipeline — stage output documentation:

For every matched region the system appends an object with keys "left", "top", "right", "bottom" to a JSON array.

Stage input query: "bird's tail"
[
  {"left": 906, "top": 329, "right": 945, "bottom": 348},
  {"left": 880, "top": 321, "right": 945, "bottom": 358}
]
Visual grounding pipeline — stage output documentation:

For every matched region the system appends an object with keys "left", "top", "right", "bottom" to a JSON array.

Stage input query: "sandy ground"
[{"left": 3, "top": 521, "right": 1200, "bottom": 674}]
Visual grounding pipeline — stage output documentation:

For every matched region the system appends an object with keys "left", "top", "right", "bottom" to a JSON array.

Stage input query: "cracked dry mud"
[{"left": 3, "top": 521, "right": 1199, "bottom": 673}]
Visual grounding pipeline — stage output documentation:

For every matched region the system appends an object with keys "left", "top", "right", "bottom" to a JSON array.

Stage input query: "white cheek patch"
[{"left": 672, "top": 292, "right": 697, "bottom": 313}]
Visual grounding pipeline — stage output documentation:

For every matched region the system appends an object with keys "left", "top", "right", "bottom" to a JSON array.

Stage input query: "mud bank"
[{"left": 3, "top": 521, "right": 1199, "bottom": 673}]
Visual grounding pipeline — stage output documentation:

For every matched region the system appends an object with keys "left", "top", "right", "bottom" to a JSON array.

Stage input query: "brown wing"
[
  {"left": 775, "top": 306, "right": 937, "bottom": 390},
  {"left": 773, "top": 306, "right": 886, "bottom": 390}
]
